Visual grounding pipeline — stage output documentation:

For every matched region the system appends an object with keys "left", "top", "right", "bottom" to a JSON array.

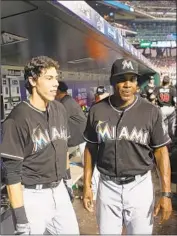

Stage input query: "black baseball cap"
[
  {"left": 149, "top": 76, "right": 154, "bottom": 80},
  {"left": 163, "top": 76, "right": 170, "bottom": 83},
  {"left": 58, "top": 81, "right": 68, "bottom": 92},
  {"left": 96, "top": 86, "right": 106, "bottom": 95},
  {"left": 111, "top": 58, "right": 139, "bottom": 77}
]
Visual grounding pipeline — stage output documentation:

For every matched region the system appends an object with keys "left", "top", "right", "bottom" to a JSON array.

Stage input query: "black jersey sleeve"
[
  {"left": 1, "top": 118, "right": 26, "bottom": 184},
  {"left": 171, "top": 87, "right": 177, "bottom": 105},
  {"left": 1, "top": 118, "right": 25, "bottom": 160},
  {"left": 172, "top": 87, "right": 177, "bottom": 97},
  {"left": 83, "top": 108, "right": 98, "bottom": 143},
  {"left": 61, "top": 96, "right": 87, "bottom": 147},
  {"left": 171, "top": 87, "right": 177, "bottom": 98},
  {"left": 150, "top": 108, "right": 171, "bottom": 148}
]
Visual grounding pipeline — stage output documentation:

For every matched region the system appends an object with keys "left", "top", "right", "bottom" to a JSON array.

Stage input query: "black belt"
[
  {"left": 159, "top": 105, "right": 174, "bottom": 108},
  {"left": 23, "top": 180, "right": 61, "bottom": 190},
  {"left": 103, "top": 172, "right": 147, "bottom": 185}
]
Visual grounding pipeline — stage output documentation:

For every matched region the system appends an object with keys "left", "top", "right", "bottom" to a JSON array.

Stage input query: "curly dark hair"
[{"left": 24, "top": 56, "right": 59, "bottom": 94}]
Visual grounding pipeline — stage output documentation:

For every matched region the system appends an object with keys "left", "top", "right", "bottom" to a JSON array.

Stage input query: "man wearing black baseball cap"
[
  {"left": 57, "top": 81, "right": 69, "bottom": 94},
  {"left": 141, "top": 76, "right": 156, "bottom": 103},
  {"left": 155, "top": 75, "right": 176, "bottom": 140},
  {"left": 109, "top": 58, "right": 140, "bottom": 105},
  {"left": 83, "top": 58, "right": 172, "bottom": 234},
  {"left": 56, "top": 81, "right": 87, "bottom": 147},
  {"left": 96, "top": 86, "right": 106, "bottom": 95},
  {"left": 56, "top": 81, "right": 87, "bottom": 201}
]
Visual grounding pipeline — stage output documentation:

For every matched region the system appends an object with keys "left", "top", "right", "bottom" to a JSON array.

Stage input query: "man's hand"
[
  {"left": 153, "top": 146, "right": 172, "bottom": 223},
  {"left": 83, "top": 186, "right": 94, "bottom": 212},
  {"left": 154, "top": 197, "right": 172, "bottom": 223}
]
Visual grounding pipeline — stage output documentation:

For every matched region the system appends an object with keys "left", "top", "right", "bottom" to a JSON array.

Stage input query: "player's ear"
[{"left": 28, "top": 76, "right": 37, "bottom": 87}]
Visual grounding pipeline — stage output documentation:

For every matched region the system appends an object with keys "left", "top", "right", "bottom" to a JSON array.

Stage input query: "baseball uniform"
[
  {"left": 59, "top": 94, "right": 87, "bottom": 147},
  {"left": 1, "top": 100, "right": 79, "bottom": 234},
  {"left": 84, "top": 94, "right": 171, "bottom": 234},
  {"left": 155, "top": 84, "right": 176, "bottom": 139}
]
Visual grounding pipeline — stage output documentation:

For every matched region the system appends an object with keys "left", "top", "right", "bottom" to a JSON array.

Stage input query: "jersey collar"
[
  {"left": 23, "top": 100, "right": 51, "bottom": 114},
  {"left": 108, "top": 95, "right": 139, "bottom": 113}
]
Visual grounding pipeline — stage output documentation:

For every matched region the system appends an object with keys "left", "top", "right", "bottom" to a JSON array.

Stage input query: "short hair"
[
  {"left": 24, "top": 56, "right": 59, "bottom": 94},
  {"left": 57, "top": 81, "right": 68, "bottom": 92},
  {"left": 163, "top": 75, "right": 170, "bottom": 83}
]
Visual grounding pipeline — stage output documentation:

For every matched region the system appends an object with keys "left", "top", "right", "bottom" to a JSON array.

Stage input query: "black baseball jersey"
[
  {"left": 1, "top": 100, "right": 68, "bottom": 185},
  {"left": 155, "top": 86, "right": 176, "bottom": 107},
  {"left": 58, "top": 95, "right": 87, "bottom": 147},
  {"left": 84, "top": 95, "right": 171, "bottom": 177}
]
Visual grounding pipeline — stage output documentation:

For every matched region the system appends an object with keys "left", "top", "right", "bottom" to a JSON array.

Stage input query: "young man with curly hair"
[{"left": 1, "top": 56, "right": 79, "bottom": 234}]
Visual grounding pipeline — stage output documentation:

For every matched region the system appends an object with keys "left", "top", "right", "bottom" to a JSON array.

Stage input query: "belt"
[
  {"left": 103, "top": 172, "right": 147, "bottom": 185},
  {"left": 160, "top": 105, "right": 175, "bottom": 108},
  {"left": 23, "top": 180, "right": 61, "bottom": 190}
]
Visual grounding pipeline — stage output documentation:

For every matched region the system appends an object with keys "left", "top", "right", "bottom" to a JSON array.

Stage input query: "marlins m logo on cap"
[
  {"left": 110, "top": 58, "right": 139, "bottom": 84},
  {"left": 122, "top": 60, "right": 134, "bottom": 70}
]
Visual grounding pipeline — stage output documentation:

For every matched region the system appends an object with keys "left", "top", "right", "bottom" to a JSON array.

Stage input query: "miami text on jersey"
[
  {"left": 32, "top": 125, "right": 67, "bottom": 153},
  {"left": 96, "top": 121, "right": 149, "bottom": 145}
]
